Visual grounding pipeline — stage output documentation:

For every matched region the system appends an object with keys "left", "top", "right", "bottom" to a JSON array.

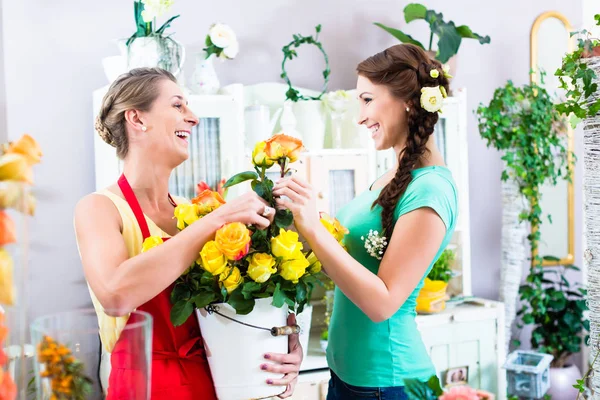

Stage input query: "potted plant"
[
  {"left": 516, "top": 261, "right": 588, "bottom": 399},
  {"left": 416, "top": 248, "right": 455, "bottom": 314},
  {"left": 120, "top": 0, "right": 185, "bottom": 76},
  {"left": 553, "top": 14, "right": 600, "bottom": 396},
  {"left": 280, "top": 25, "right": 330, "bottom": 150},
  {"left": 476, "top": 78, "right": 572, "bottom": 354},
  {"left": 374, "top": 3, "right": 490, "bottom": 75}
]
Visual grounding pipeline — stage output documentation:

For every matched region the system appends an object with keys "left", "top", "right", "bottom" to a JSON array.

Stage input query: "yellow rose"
[
  {"left": 307, "top": 252, "right": 322, "bottom": 274},
  {"left": 319, "top": 212, "right": 348, "bottom": 242},
  {"left": 219, "top": 266, "right": 243, "bottom": 294},
  {"left": 6, "top": 134, "right": 42, "bottom": 165},
  {"left": 141, "top": 236, "right": 163, "bottom": 252},
  {"left": 0, "top": 249, "right": 14, "bottom": 305},
  {"left": 0, "top": 182, "right": 35, "bottom": 215},
  {"left": 0, "top": 153, "right": 32, "bottom": 183},
  {"left": 215, "top": 222, "right": 251, "bottom": 260},
  {"left": 247, "top": 253, "right": 277, "bottom": 283},
  {"left": 252, "top": 141, "right": 275, "bottom": 168},
  {"left": 265, "top": 133, "right": 304, "bottom": 163},
  {"left": 271, "top": 228, "right": 303, "bottom": 259},
  {"left": 192, "top": 190, "right": 226, "bottom": 215},
  {"left": 198, "top": 240, "right": 228, "bottom": 276},
  {"left": 174, "top": 203, "right": 199, "bottom": 230},
  {"left": 279, "top": 254, "right": 309, "bottom": 283}
]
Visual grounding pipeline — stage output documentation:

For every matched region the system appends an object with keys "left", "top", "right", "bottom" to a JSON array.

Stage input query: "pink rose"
[{"left": 439, "top": 386, "right": 479, "bottom": 400}]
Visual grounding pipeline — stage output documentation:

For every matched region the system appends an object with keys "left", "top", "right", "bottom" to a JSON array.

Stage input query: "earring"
[
  {"left": 406, "top": 107, "right": 410, "bottom": 112},
  {"left": 142, "top": 126, "right": 147, "bottom": 132}
]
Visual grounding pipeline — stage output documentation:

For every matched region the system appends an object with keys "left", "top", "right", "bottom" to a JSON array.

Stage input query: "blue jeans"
[{"left": 326, "top": 371, "right": 408, "bottom": 400}]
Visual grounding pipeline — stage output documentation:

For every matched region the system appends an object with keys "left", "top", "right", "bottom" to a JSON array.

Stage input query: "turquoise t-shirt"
[{"left": 326, "top": 166, "right": 458, "bottom": 387}]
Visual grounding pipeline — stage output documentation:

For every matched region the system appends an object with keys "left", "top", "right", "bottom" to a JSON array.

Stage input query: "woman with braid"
[{"left": 273, "top": 44, "right": 460, "bottom": 399}]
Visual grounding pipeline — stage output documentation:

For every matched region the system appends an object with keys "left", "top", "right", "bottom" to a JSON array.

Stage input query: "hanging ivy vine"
[{"left": 280, "top": 24, "right": 330, "bottom": 102}]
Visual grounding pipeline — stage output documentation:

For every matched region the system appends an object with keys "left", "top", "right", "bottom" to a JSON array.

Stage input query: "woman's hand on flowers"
[
  {"left": 210, "top": 191, "right": 275, "bottom": 229},
  {"left": 273, "top": 175, "right": 319, "bottom": 239},
  {"left": 261, "top": 314, "right": 303, "bottom": 398}
]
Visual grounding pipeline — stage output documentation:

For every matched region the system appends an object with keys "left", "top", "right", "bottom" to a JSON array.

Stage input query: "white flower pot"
[
  {"left": 295, "top": 304, "right": 312, "bottom": 361},
  {"left": 292, "top": 100, "right": 325, "bottom": 150},
  {"left": 121, "top": 36, "right": 185, "bottom": 77},
  {"left": 190, "top": 53, "right": 221, "bottom": 95},
  {"left": 196, "top": 298, "right": 288, "bottom": 400}
]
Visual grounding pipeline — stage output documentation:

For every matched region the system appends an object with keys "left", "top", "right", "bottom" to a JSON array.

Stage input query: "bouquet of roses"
[{"left": 148, "top": 134, "right": 346, "bottom": 326}]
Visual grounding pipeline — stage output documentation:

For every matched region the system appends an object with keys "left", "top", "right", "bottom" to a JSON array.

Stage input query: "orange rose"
[
  {"left": 192, "top": 190, "right": 226, "bottom": 214},
  {"left": 6, "top": 134, "right": 42, "bottom": 165},
  {"left": 215, "top": 222, "right": 251, "bottom": 261},
  {"left": 0, "top": 211, "right": 16, "bottom": 247},
  {"left": 265, "top": 133, "right": 304, "bottom": 163}
]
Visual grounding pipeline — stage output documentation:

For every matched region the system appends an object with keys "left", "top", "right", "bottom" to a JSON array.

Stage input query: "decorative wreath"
[{"left": 280, "top": 24, "right": 330, "bottom": 102}]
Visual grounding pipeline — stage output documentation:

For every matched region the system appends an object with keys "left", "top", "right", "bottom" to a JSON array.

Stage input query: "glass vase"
[{"left": 30, "top": 309, "right": 152, "bottom": 400}]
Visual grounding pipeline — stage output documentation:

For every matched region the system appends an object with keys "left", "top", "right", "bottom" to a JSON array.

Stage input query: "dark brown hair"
[
  {"left": 95, "top": 67, "right": 176, "bottom": 159},
  {"left": 357, "top": 44, "right": 450, "bottom": 238}
]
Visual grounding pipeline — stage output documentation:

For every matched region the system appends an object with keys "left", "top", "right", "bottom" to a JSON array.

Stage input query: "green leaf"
[
  {"left": 455, "top": 25, "right": 491, "bottom": 44},
  {"left": 251, "top": 179, "right": 267, "bottom": 200},
  {"left": 192, "top": 292, "right": 216, "bottom": 309},
  {"left": 156, "top": 15, "right": 180, "bottom": 35},
  {"left": 275, "top": 209, "right": 294, "bottom": 229},
  {"left": 403, "top": 3, "right": 427, "bottom": 23},
  {"left": 170, "top": 299, "right": 194, "bottom": 326},
  {"left": 427, "top": 374, "right": 444, "bottom": 395},
  {"left": 373, "top": 23, "right": 425, "bottom": 49},
  {"left": 432, "top": 21, "right": 462, "bottom": 63},
  {"left": 223, "top": 171, "right": 259, "bottom": 189},
  {"left": 242, "top": 281, "right": 263, "bottom": 299},
  {"left": 296, "top": 282, "right": 308, "bottom": 304},
  {"left": 228, "top": 289, "right": 255, "bottom": 315},
  {"left": 273, "top": 283, "right": 285, "bottom": 308},
  {"left": 170, "top": 284, "right": 190, "bottom": 304}
]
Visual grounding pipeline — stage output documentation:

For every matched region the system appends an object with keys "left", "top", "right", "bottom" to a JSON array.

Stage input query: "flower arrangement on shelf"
[
  {"left": 126, "top": 0, "right": 180, "bottom": 46},
  {"left": 374, "top": 3, "right": 490, "bottom": 64},
  {"left": 0, "top": 133, "right": 42, "bottom": 400},
  {"left": 203, "top": 23, "right": 239, "bottom": 60},
  {"left": 153, "top": 133, "right": 347, "bottom": 326},
  {"left": 36, "top": 336, "right": 93, "bottom": 400}
]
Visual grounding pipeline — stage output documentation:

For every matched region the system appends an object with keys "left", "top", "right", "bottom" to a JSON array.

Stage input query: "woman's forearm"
[
  {"left": 306, "top": 225, "right": 396, "bottom": 322},
  {"left": 108, "top": 212, "right": 224, "bottom": 314}
]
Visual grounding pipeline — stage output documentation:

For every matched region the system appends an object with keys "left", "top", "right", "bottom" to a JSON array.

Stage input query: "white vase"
[
  {"left": 293, "top": 100, "right": 326, "bottom": 150},
  {"left": 547, "top": 364, "right": 582, "bottom": 399},
  {"left": 190, "top": 53, "right": 220, "bottom": 95},
  {"left": 295, "top": 304, "right": 313, "bottom": 362},
  {"left": 196, "top": 298, "right": 288, "bottom": 400},
  {"left": 121, "top": 36, "right": 185, "bottom": 77}
]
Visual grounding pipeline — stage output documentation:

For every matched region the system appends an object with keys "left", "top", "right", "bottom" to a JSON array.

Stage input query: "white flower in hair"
[
  {"left": 442, "top": 64, "right": 453, "bottom": 79},
  {"left": 420, "top": 86, "right": 444, "bottom": 113}
]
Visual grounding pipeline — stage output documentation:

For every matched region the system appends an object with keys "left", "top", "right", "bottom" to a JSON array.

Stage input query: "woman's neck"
[{"left": 121, "top": 152, "right": 173, "bottom": 211}]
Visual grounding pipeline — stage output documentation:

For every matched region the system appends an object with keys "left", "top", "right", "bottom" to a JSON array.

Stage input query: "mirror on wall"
[{"left": 530, "top": 11, "right": 575, "bottom": 266}]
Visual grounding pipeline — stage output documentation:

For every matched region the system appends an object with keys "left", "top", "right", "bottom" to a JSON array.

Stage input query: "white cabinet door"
[{"left": 420, "top": 318, "right": 499, "bottom": 395}]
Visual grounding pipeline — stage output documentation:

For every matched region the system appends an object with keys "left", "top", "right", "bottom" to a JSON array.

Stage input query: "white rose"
[
  {"left": 420, "top": 86, "right": 444, "bottom": 113},
  {"left": 209, "top": 23, "right": 237, "bottom": 49},
  {"left": 223, "top": 40, "right": 239, "bottom": 59},
  {"left": 141, "top": 0, "right": 173, "bottom": 22}
]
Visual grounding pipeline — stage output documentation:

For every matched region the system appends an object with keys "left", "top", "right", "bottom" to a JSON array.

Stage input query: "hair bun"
[{"left": 95, "top": 115, "right": 115, "bottom": 147}]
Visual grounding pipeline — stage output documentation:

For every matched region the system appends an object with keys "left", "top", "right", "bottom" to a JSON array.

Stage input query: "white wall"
[
  {"left": 0, "top": 1, "right": 6, "bottom": 144},
  {"left": 0, "top": 0, "right": 584, "bottom": 320}
]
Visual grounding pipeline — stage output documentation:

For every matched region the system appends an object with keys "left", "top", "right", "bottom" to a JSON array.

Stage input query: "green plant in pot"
[
  {"left": 415, "top": 248, "right": 455, "bottom": 314},
  {"left": 374, "top": 2, "right": 490, "bottom": 75},
  {"left": 516, "top": 260, "right": 588, "bottom": 399}
]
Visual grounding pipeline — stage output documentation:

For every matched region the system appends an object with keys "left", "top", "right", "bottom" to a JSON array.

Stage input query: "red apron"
[{"left": 107, "top": 174, "right": 217, "bottom": 400}]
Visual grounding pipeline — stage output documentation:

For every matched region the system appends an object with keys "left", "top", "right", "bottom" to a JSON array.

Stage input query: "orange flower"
[
  {"left": 6, "top": 134, "right": 42, "bottom": 165},
  {"left": 265, "top": 133, "right": 304, "bottom": 163},
  {"left": 215, "top": 222, "right": 251, "bottom": 261},
  {"left": 192, "top": 190, "right": 226, "bottom": 214},
  {"left": 0, "top": 212, "right": 16, "bottom": 247},
  {"left": 0, "top": 153, "right": 32, "bottom": 183},
  {"left": 0, "top": 369, "right": 16, "bottom": 400}
]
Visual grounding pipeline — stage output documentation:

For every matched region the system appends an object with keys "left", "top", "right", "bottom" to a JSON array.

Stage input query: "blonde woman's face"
[
  {"left": 356, "top": 75, "right": 408, "bottom": 151},
  {"left": 139, "top": 79, "right": 199, "bottom": 166}
]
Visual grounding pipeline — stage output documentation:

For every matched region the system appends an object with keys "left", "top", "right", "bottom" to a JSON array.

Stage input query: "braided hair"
[{"left": 357, "top": 44, "right": 450, "bottom": 239}]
